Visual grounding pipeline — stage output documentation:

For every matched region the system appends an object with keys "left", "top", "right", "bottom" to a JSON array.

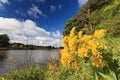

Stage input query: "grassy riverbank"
[{"left": 0, "top": 60, "right": 120, "bottom": 80}]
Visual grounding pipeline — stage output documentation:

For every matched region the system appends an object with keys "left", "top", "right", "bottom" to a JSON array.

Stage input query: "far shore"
[{"left": 0, "top": 47, "right": 63, "bottom": 51}]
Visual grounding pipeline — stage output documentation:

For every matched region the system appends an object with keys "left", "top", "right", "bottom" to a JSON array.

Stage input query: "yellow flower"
[
  {"left": 68, "top": 36, "right": 78, "bottom": 54},
  {"left": 92, "top": 48, "right": 102, "bottom": 56},
  {"left": 98, "top": 44, "right": 107, "bottom": 49},
  {"left": 87, "top": 39, "right": 97, "bottom": 48},
  {"left": 61, "top": 27, "right": 107, "bottom": 68},
  {"left": 78, "top": 31, "right": 83, "bottom": 38},
  {"left": 80, "top": 35, "right": 93, "bottom": 42},
  {"left": 91, "top": 48, "right": 107, "bottom": 67},
  {"left": 78, "top": 47, "right": 89, "bottom": 58},
  {"left": 94, "top": 29, "right": 106, "bottom": 39},
  {"left": 62, "top": 36, "right": 69, "bottom": 48},
  {"left": 70, "top": 27, "right": 76, "bottom": 38},
  {"left": 60, "top": 49, "right": 73, "bottom": 66},
  {"left": 92, "top": 56, "right": 107, "bottom": 67}
]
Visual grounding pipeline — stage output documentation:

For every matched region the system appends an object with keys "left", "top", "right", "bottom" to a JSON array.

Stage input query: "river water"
[{"left": 0, "top": 50, "right": 60, "bottom": 75}]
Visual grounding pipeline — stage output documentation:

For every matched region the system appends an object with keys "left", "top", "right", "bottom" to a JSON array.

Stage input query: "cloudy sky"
[{"left": 0, "top": 0, "right": 87, "bottom": 47}]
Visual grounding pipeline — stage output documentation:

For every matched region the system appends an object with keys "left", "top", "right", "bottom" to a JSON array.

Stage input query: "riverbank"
[
  {"left": 0, "top": 47, "right": 63, "bottom": 51},
  {"left": 0, "top": 61, "right": 120, "bottom": 80}
]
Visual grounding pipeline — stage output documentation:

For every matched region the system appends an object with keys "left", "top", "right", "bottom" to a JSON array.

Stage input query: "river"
[{"left": 0, "top": 49, "right": 60, "bottom": 75}]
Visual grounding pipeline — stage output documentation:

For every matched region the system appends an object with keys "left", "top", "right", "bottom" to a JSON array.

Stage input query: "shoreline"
[{"left": 0, "top": 47, "right": 63, "bottom": 51}]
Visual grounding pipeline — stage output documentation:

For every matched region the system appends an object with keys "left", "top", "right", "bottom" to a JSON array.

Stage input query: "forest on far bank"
[{"left": 0, "top": 34, "right": 60, "bottom": 50}]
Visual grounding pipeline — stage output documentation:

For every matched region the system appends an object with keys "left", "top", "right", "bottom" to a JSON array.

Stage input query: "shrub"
[{"left": 61, "top": 27, "right": 107, "bottom": 68}]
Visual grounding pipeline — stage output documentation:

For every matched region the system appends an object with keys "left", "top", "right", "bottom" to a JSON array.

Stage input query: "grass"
[
  {"left": 0, "top": 64, "right": 93, "bottom": 80},
  {"left": 1, "top": 62, "right": 119, "bottom": 80}
]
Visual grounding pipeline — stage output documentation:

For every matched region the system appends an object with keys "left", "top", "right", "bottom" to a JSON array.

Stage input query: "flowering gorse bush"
[{"left": 61, "top": 27, "right": 107, "bottom": 68}]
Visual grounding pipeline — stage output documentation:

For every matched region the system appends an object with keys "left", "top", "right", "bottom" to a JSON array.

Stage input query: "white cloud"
[
  {"left": 28, "top": 5, "right": 46, "bottom": 18},
  {"left": 0, "top": 0, "right": 9, "bottom": 4},
  {"left": 52, "top": 31, "right": 60, "bottom": 38},
  {"left": 58, "top": 4, "right": 62, "bottom": 10},
  {"left": 0, "top": 0, "right": 9, "bottom": 9},
  {"left": 78, "top": 0, "right": 88, "bottom": 7},
  {"left": 50, "top": 5, "right": 56, "bottom": 12},
  {"left": 0, "top": 17, "right": 62, "bottom": 47}
]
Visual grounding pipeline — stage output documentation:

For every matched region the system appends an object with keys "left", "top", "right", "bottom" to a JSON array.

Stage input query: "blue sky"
[{"left": 0, "top": 0, "right": 87, "bottom": 47}]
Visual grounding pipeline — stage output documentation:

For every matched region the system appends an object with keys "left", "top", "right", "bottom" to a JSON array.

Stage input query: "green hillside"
[
  {"left": 89, "top": 0, "right": 120, "bottom": 37},
  {"left": 63, "top": 0, "right": 120, "bottom": 37}
]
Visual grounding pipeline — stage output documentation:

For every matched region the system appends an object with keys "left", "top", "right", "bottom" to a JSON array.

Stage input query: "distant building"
[{"left": 11, "top": 43, "right": 24, "bottom": 48}]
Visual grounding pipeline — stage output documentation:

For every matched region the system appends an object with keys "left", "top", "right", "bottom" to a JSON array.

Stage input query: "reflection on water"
[
  {"left": 0, "top": 50, "right": 59, "bottom": 75},
  {"left": 0, "top": 51, "right": 8, "bottom": 61}
]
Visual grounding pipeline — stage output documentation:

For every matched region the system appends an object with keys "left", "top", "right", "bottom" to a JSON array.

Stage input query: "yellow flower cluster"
[
  {"left": 61, "top": 27, "right": 80, "bottom": 69},
  {"left": 94, "top": 29, "right": 106, "bottom": 39},
  {"left": 61, "top": 49, "right": 72, "bottom": 66},
  {"left": 91, "top": 48, "right": 107, "bottom": 67},
  {"left": 62, "top": 36, "right": 69, "bottom": 48},
  {"left": 70, "top": 27, "right": 76, "bottom": 38},
  {"left": 61, "top": 27, "right": 107, "bottom": 68}
]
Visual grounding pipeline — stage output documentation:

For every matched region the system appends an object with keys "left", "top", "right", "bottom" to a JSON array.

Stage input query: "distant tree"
[
  {"left": 63, "top": 17, "right": 84, "bottom": 36},
  {"left": 0, "top": 34, "right": 10, "bottom": 47}
]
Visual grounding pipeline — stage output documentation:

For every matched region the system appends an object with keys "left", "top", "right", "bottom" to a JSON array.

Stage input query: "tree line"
[
  {"left": 0, "top": 34, "right": 60, "bottom": 49},
  {"left": 0, "top": 34, "right": 10, "bottom": 47}
]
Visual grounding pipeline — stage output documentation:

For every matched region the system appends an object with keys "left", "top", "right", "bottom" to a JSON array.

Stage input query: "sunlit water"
[{"left": 0, "top": 50, "right": 60, "bottom": 75}]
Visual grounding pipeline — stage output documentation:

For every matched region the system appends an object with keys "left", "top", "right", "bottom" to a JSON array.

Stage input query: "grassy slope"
[{"left": 90, "top": 0, "right": 120, "bottom": 36}]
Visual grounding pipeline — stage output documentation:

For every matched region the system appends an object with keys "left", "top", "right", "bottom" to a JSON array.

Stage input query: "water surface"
[{"left": 0, "top": 50, "right": 59, "bottom": 75}]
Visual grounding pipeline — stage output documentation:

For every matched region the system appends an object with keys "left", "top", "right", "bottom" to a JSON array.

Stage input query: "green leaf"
[
  {"left": 0, "top": 77, "right": 5, "bottom": 80},
  {"left": 95, "top": 73, "right": 99, "bottom": 80},
  {"left": 99, "top": 70, "right": 117, "bottom": 80}
]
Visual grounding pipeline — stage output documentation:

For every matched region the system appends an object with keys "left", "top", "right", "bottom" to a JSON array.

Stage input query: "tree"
[
  {"left": 63, "top": 17, "right": 84, "bottom": 36},
  {"left": 0, "top": 34, "right": 10, "bottom": 47}
]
